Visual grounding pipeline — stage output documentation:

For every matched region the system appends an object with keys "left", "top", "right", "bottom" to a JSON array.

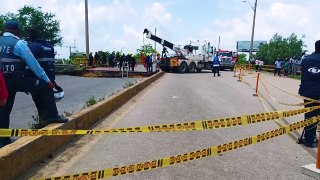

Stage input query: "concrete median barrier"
[{"left": 0, "top": 71, "right": 164, "bottom": 180}]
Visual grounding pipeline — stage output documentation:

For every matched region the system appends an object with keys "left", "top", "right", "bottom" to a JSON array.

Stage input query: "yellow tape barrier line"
[
  {"left": 1, "top": 106, "right": 319, "bottom": 137},
  {"left": 260, "top": 76, "right": 320, "bottom": 103},
  {"left": 36, "top": 116, "right": 320, "bottom": 180},
  {"left": 257, "top": 93, "right": 286, "bottom": 127},
  {"left": 258, "top": 77, "right": 313, "bottom": 106},
  {"left": 238, "top": 73, "right": 311, "bottom": 107}
]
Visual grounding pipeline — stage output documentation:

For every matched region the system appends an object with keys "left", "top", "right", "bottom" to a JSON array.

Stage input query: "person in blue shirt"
[
  {"left": 298, "top": 40, "right": 320, "bottom": 147},
  {"left": 27, "top": 27, "right": 68, "bottom": 124},
  {"left": 274, "top": 58, "right": 282, "bottom": 77},
  {"left": 212, "top": 53, "right": 220, "bottom": 77},
  {"left": 0, "top": 20, "right": 60, "bottom": 148}
]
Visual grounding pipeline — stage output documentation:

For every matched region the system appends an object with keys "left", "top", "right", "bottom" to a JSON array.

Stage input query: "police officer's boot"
[
  {"left": 46, "top": 115, "right": 68, "bottom": 124},
  {"left": 0, "top": 137, "right": 12, "bottom": 148}
]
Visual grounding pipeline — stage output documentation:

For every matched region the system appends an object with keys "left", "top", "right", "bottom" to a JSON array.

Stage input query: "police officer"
[
  {"left": 27, "top": 27, "right": 68, "bottom": 123},
  {"left": 0, "top": 20, "right": 59, "bottom": 148},
  {"left": 299, "top": 40, "right": 320, "bottom": 147}
]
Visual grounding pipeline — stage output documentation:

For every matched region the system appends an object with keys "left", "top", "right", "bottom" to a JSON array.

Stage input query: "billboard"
[{"left": 237, "top": 41, "right": 267, "bottom": 52}]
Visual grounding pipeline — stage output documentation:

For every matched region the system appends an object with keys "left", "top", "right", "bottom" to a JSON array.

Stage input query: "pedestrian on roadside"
[
  {"left": 94, "top": 52, "right": 100, "bottom": 66},
  {"left": 118, "top": 53, "right": 124, "bottom": 71},
  {"left": 0, "top": 71, "right": 8, "bottom": 106},
  {"left": 101, "top": 53, "right": 107, "bottom": 66},
  {"left": 0, "top": 20, "right": 55, "bottom": 148},
  {"left": 274, "top": 58, "right": 282, "bottom": 77},
  {"left": 212, "top": 53, "right": 220, "bottom": 77},
  {"left": 284, "top": 59, "right": 289, "bottom": 77},
  {"left": 108, "top": 51, "right": 115, "bottom": 67},
  {"left": 27, "top": 27, "right": 68, "bottom": 123},
  {"left": 289, "top": 56, "right": 294, "bottom": 75},
  {"left": 298, "top": 40, "right": 320, "bottom": 147},
  {"left": 255, "top": 58, "right": 259, "bottom": 71},
  {"left": 146, "top": 53, "right": 151, "bottom": 72},
  {"left": 88, "top": 52, "right": 93, "bottom": 66},
  {"left": 258, "top": 59, "right": 264, "bottom": 71},
  {"left": 129, "top": 54, "right": 136, "bottom": 71},
  {"left": 149, "top": 53, "right": 154, "bottom": 72},
  {"left": 156, "top": 53, "right": 161, "bottom": 72}
]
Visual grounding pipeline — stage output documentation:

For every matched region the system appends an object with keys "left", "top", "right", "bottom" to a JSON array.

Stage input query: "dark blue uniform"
[
  {"left": 299, "top": 53, "right": 320, "bottom": 146},
  {"left": 212, "top": 55, "right": 220, "bottom": 77},
  {"left": 28, "top": 39, "right": 58, "bottom": 119},
  {"left": 0, "top": 35, "right": 50, "bottom": 147}
]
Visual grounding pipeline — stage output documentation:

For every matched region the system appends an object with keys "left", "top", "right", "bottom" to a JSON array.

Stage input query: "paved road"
[
  {"left": 26, "top": 70, "right": 316, "bottom": 180},
  {"left": 10, "top": 75, "right": 142, "bottom": 129}
]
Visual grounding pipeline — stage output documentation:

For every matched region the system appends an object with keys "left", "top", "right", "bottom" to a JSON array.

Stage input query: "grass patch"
[
  {"left": 288, "top": 75, "right": 301, "bottom": 80},
  {"left": 84, "top": 96, "right": 97, "bottom": 108},
  {"left": 123, "top": 81, "right": 135, "bottom": 88}
]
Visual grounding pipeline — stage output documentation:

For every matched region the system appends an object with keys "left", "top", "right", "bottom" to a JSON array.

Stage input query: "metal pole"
[
  {"left": 85, "top": 0, "right": 90, "bottom": 60},
  {"left": 155, "top": 28, "right": 157, "bottom": 53},
  {"left": 249, "top": 0, "right": 257, "bottom": 61},
  {"left": 317, "top": 129, "right": 320, "bottom": 169},
  {"left": 218, "top": 36, "right": 221, "bottom": 50}
]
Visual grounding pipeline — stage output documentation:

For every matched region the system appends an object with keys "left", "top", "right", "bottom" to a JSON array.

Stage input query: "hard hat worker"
[
  {"left": 298, "top": 40, "right": 320, "bottom": 147},
  {"left": 27, "top": 27, "right": 68, "bottom": 124},
  {"left": 0, "top": 20, "right": 59, "bottom": 148}
]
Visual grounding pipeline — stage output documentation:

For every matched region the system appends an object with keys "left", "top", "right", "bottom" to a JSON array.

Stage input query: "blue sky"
[{"left": 1, "top": 0, "right": 319, "bottom": 58}]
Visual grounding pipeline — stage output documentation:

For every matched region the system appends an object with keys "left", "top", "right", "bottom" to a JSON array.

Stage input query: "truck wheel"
[
  {"left": 188, "top": 62, "right": 196, "bottom": 73},
  {"left": 196, "top": 68, "right": 202, "bottom": 73},
  {"left": 179, "top": 62, "right": 188, "bottom": 73},
  {"left": 230, "top": 67, "right": 234, "bottom": 71}
]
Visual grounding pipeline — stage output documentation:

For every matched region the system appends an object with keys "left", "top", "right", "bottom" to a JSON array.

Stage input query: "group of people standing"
[
  {"left": 254, "top": 58, "right": 264, "bottom": 72},
  {"left": 274, "top": 57, "right": 301, "bottom": 77},
  {"left": 0, "top": 20, "right": 68, "bottom": 148},
  {"left": 89, "top": 51, "right": 137, "bottom": 71}
]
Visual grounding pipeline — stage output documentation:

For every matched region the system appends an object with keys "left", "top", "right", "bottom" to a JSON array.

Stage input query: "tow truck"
[{"left": 143, "top": 28, "right": 215, "bottom": 73}]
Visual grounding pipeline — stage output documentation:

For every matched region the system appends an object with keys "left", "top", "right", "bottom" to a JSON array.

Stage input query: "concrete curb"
[{"left": 0, "top": 71, "right": 165, "bottom": 180}]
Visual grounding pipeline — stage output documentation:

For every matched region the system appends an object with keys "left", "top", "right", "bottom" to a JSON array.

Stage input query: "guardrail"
[
  {"left": 236, "top": 64, "right": 301, "bottom": 75},
  {"left": 55, "top": 64, "right": 76, "bottom": 72}
]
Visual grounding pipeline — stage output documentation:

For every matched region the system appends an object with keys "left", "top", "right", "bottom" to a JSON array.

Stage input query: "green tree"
[
  {"left": 136, "top": 44, "right": 156, "bottom": 55},
  {"left": 237, "top": 53, "right": 247, "bottom": 64},
  {"left": 0, "top": 6, "right": 62, "bottom": 46},
  {"left": 256, "top": 33, "right": 305, "bottom": 65}
]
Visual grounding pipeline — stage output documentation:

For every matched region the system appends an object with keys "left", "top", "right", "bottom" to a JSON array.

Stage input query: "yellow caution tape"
[
  {"left": 36, "top": 115, "right": 320, "bottom": 180},
  {"left": 1, "top": 106, "right": 319, "bottom": 137},
  {"left": 260, "top": 76, "right": 320, "bottom": 103},
  {"left": 258, "top": 77, "right": 314, "bottom": 106}
]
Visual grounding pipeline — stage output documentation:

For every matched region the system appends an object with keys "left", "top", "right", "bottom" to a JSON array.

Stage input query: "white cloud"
[
  {"left": 1, "top": 0, "right": 319, "bottom": 58},
  {"left": 142, "top": 2, "right": 172, "bottom": 27},
  {"left": 196, "top": 1, "right": 320, "bottom": 54}
]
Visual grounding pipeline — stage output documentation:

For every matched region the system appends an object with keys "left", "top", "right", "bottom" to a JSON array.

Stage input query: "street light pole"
[
  {"left": 249, "top": 0, "right": 257, "bottom": 61},
  {"left": 155, "top": 28, "right": 157, "bottom": 53},
  {"left": 85, "top": 0, "right": 90, "bottom": 60},
  {"left": 243, "top": 0, "right": 257, "bottom": 60}
]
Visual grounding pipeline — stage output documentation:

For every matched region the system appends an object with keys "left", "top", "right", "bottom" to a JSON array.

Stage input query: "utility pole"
[
  {"left": 249, "top": 0, "right": 257, "bottom": 60},
  {"left": 218, "top": 36, "right": 221, "bottom": 50},
  {"left": 66, "top": 40, "right": 76, "bottom": 65},
  {"left": 85, "top": 0, "right": 90, "bottom": 60},
  {"left": 155, "top": 28, "right": 157, "bottom": 53}
]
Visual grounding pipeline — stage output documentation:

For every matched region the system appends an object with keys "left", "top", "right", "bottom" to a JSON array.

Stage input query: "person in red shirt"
[{"left": 0, "top": 71, "right": 8, "bottom": 106}]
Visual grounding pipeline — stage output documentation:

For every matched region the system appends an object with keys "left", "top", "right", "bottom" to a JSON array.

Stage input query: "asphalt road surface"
[
  {"left": 25, "top": 70, "right": 316, "bottom": 180},
  {"left": 10, "top": 75, "right": 142, "bottom": 129}
]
